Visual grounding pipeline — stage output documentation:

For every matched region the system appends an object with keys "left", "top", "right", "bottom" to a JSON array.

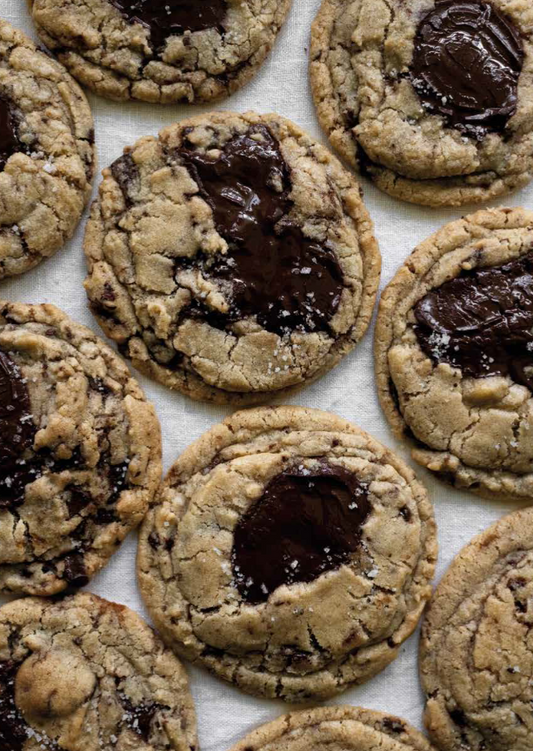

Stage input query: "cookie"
[
  {"left": 420, "top": 507, "right": 533, "bottom": 751},
  {"left": 0, "top": 591, "right": 197, "bottom": 751},
  {"left": 375, "top": 207, "right": 533, "bottom": 501},
  {"left": 0, "top": 19, "right": 95, "bottom": 279},
  {"left": 84, "top": 111, "right": 381, "bottom": 405},
  {"left": 310, "top": 0, "right": 533, "bottom": 207},
  {"left": 228, "top": 706, "right": 436, "bottom": 751},
  {"left": 29, "top": 0, "right": 292, "bottom": 104},
  {"left": 137, "top": 406, "right": 437, "bottom": 702},
  {"left": 0, "top": 301, "right": 161, "bottom": 596}
]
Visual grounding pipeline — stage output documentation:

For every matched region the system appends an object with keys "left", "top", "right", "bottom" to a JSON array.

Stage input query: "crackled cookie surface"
[
  {"left": 310, "top": 0, "right": 533, "bottom": 206},
  {"left": 0, "top": 19, "right": 95, "bottom": 280},
  {"left": 138, "top": 406, "right": 437, "bottom": 702},
  {"left": 0, "top": 301, "right": 161, "bottom": 596},
  {"left": 375, "top": 207, "right": 533, "bottom": 501},
  {"left": 0, "top": 592, "right": 197, "bottom": 751},
  {"left": 30, "top": 0, "right": 292, "bottom": 103},
  {"left": 420, "top": 508, "right": 533, "bottom": 751},
  {"left": 84, "top": 111, "right": 380, "bottom": 404},
  {"left": 229, "top": 706, "right": 436, "bottom": 751}
]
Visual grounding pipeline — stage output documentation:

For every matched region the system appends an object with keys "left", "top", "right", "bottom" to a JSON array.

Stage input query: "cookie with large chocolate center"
[
  {"left": 0, "top": 20, "right": 95, "bottom": 280},
  {"left": 0, "top": 592, "right": 197, "bottom": 751},
  {"left": 29, "top": 0, "right": 292, "bottom": 103},
  {"left": 84, "top": 111, "right": 381, "bottom": 405},
  {"left": 420, "top": 508, "right": 533, "bottom": 751},
  {"left": 137, "top": 406, "right": 437, "bottom": 702},
  {"left": 228, "top": 706, "right": 436, "bottom": 751},
  {"left": 0, "top": 301, "right": 161, "bottom": 596},
  {"left": 375, "top": 206, "right": 533, "bottom": 501},
  {"left": 310, "top": 0, "right": 533, "bottom": 207}
]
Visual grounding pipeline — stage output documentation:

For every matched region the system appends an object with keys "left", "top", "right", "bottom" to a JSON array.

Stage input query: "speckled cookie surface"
[
  {"left": 84, "top": 111, "right": 381, "bottom": 405},
  {"left": 420, "top": 507, "right": 533, "bottom": 751},
  {"left": 310, "top": 0, "right": 533, "bottom": 207},
  {"left": 375, "top": 207, "right": 533, "bottom": 501},
  {"left": 29, "top": 0, "right": 292, "bottom": 104},
  {"left": 137, "top": 406, "right": 437, "bottom": 702},
  {"left": 228, "top": 706, "right": 436, "bottom": 751},
  {"left": 0, "top": 19, "right": 95, "bottom": 280},
  {"left": 0, "top": 301, "right": 161, "bottom": 596},
  {"left": 0, "top": 592, "right": 197, "bottom": 751}
]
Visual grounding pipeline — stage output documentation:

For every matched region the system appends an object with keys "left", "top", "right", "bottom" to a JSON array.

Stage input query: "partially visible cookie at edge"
[
  {"left": 0, "top": 301, "right": 161, "bottom": 596},
  {"left": 0, "top": 19, "right": 95, "bottom": 279},
  {"left": 138, "top": 406, "right": 437, "bottom": 702},
  {"left": 29, "top": 0, "right": 292, "bottom": 104},
  {"left": 310, "top": 0, "right": 533, "bottom": 207},
  {"left": 375, "top": 206, "right": 533, "bottom": 501},
  {"left": 420, "top": 508, "right": 533, "bottom": 751},
  {"left": 84, "top": 110, "right": 381, "bottom": 405},
  {"left": 228, "top": 706, "right": 437, "bottom": 751},
  {"left": 0, "top": 591, "right": 197, "bottom": 751}
]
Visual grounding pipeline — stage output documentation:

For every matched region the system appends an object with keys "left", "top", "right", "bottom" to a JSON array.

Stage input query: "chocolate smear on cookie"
[
  {"left": 178, "top": 125, "right": 344, "bottom": 335},
  {"left": 414, "top": 251, "right": 533, "bottom": 390},
  {"left": 232, "top": 462, "right": 370, "bottom": 603},
  {"left": 109, "top": 0, "right": 227, "bottom": 49},
  {"left": 410, "top": 0, "right": 523, "bottom": 138}
]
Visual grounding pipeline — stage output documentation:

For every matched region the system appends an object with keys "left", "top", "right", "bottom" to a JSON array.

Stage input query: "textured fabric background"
[{"left": 1, "top": 1, "right": 531, "bottom": 749}]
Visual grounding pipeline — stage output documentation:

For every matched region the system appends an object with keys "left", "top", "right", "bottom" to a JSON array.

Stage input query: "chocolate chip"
[
  {"left": 66, "top": 486, "right": 92, "bottom": 517},
  {"left": 414, "top": 251, "right": 533, "bottom": 391},
  {"left": 62, "top": 554, "right": 89, "bottom": 587},
  {"left": 118, "top": 692, "right": 161, "bottom": 742},
  {"left": 178, "top": 125, "right": 344, "bottom": 335},
  {"left": 110, "top": 153, "right": 139, "bottom": 206},
  {"left": 410, "top": 0, "right": 523, "bottom": 138},
  {"left": 382, "top": 718, "right": 405, "bottom": 733},
  {"left": 231, "top": 462, "right": 371, "bottom": 604},
  {"left": 109, "top": 0, "right": 227, "bottom": 50}
]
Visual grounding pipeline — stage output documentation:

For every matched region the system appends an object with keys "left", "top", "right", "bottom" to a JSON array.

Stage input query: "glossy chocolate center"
[
  {"left": 231, "top": 463, "right": 370, "bottom": 604},
  {"left": 178, "top": 125, "right": 344, "bottom": 335},
  {"left": 0, "top": 351, "right": 38, "bottom": 507},
  {"left": 0, "top": 98, "right": 21, "bottom": 171},
  {"left": 410, "top": 0, "right": 523, "bottom": 138},
  {"left": 414, "top": 251, "right": 533, "bottom": 390},
  {"left": 109, "top": 0, "right": 227, "bottom": 49}
]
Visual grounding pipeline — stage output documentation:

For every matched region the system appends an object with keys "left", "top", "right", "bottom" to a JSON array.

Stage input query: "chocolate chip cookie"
[
  {"left": 0, "top": 301, "right": 161, "bottom": 596},
  {"left": 137, "top": 406, "right": 437, "bottom": 702},
  {"left": 84, "top": 111, "right": 381, "bottom": 405},
  {"left": 420, "top": 507, "right": 533, "bottom": 751},
  {"left": 229, "top": 706, "right": 436, "bottom": 751},
  {"left": 375, "top": 207, "right": 533, "bottom": 501},
  {"left": 310, "top": 0, "right": 533, "bottom": 207},
  {"left": 0, "top": 19, "right": 95, "bottom": 280},
  {"left": 29, "top": 0, "right": 292, "bottom": 103},
  {"left": 0, "top": 591, "right": 197, "bottom": 751}
]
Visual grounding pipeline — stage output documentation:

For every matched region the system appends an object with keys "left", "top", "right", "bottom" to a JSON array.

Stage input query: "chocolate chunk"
[
  {"left": 62, "top": 554, "right": 89, "bottom": 587},
  {"left": 109, "top": 0, "right": 227, "bottom": 50},
  {"left": 410, "top": 0, "right": 523, "bottom": 138},
  {"left": 110, "top": 153, "right": 139, "bottom": 206},
  {"left": 0, "top": 351, "right": 38, "bottom": 508},
  {"left": 0, "top": 98, "right": 21, "bottom": 171},
  {"left": 0, "top": 661, "right": 27, "bottom": 751},
  {"left": 118, "top": 693, "right": 160, "bottom": 742},
  {"left": 66, "top": 486, "right": 92, "bottom": 517},
  {"left": 414, "top": 251, "right": 533, "bottom": 390},
  {"left": 178, "top": 125, "right": 344, "bottom": 335},
  {"left": 231, "top": 462, "right": 371, "bottom": 604}
]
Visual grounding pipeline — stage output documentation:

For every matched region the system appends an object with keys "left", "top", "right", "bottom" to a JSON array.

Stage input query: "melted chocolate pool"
[
  {"left": 178, "top": 125, "right": 345, "bottom": 335},
  {"left": 410, "top": 0, "right": 523, "bottom": 138},
  {"left": 414, "top": 251, "right": 533, "bottom": 390},
  {"left": 0, "top": 98, "right": 21, "bottom": 171},
  {"left": 109, "top": 0, "right": 227, "bottom": 49},
  {"left": 232, "top": 463, "right": 370, "bottom": 604}
]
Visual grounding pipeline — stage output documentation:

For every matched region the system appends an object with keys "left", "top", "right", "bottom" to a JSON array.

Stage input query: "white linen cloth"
[{"left": 1, "top": 2, "right": 530, "bottom": 748}]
